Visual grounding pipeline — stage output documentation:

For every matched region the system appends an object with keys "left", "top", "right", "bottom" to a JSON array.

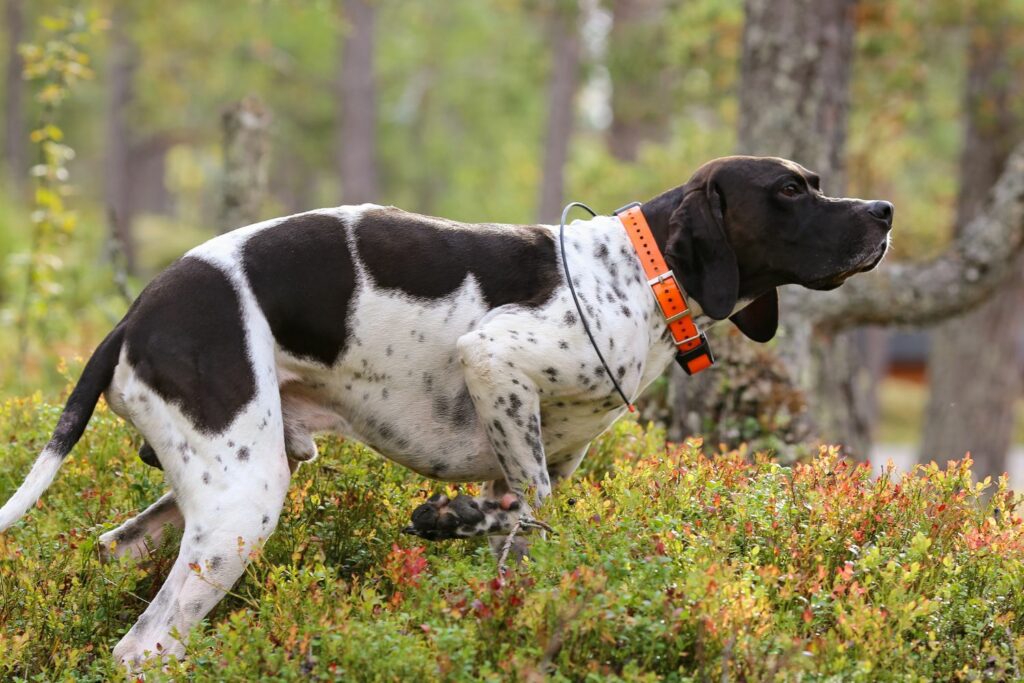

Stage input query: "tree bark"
[
  {"left": 220, "top": 96, "right": 272, "bottom": 232},
  {"left": 105, "top": 4, "right": 138, "bottom": 273},
  {"left": 537, "top": 4, "right": 583, "bottom": 223},
  {"left": 668, "top": 0, "right": 1024, "bottom": 461},
  {"left": 736, "top": 0, "right": 855, "bottom": 191},
  {"left": 336, "top": 0, "right": 379, "bottom": 204},
  {"left": 672, "top": 0, "right": 872, "bottom": 456},
  {"left": 607, "top": 0, "right": 669, "bottom": 162},
  {"left": 3, "top": 0, "right": 26, "bottom": 196},
  {"left": 920, "top": 14, "right": 1023, "bottom": 478}
]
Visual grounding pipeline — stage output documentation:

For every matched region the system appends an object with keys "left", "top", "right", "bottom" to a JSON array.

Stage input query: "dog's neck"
[
  {"left": 637, "top": 185, "right": 685, "bottom": 257},
  {"left": 632, "top": 187, "right": 755, "bottom": 329}
]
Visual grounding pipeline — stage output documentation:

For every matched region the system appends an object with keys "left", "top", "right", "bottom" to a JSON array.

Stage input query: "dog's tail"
[{"left": 0, "top": 324, "right": 126, "bottom": 532}]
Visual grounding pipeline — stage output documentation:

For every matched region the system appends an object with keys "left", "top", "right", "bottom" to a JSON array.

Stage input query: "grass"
[{"left": 1, "top": 390, "right": 1023, "bottom": 681}]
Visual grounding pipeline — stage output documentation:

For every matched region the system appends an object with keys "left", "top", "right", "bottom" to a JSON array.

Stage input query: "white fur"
[{"left": 0, "top": 448, "right": 63, "bottom": 531}]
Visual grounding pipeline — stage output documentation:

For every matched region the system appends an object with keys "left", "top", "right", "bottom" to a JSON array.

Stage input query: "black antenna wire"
[{"left": 559, "top": 202, "right": 636, "bottom": 413}]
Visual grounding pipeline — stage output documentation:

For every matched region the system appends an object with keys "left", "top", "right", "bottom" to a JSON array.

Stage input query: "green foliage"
[
  {"left": 1, "top": 394, "right": 1022, "bottom": 680},
  {"left": 7, "top": 6, "right": 105, "bottom": 373},
  {"left": 1, "top": 0, "right": 1021, "bottom": 401}
]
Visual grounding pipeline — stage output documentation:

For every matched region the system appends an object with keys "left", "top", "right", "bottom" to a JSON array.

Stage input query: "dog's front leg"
[
  {"left": 404, "top": 333, "right": 552, "bottom": 541},
  {"left": 483, "top": 443, "right": 590, "bottom": 559}
]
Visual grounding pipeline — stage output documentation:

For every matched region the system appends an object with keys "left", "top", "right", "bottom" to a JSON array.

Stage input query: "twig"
[
  {"left": 497, "top": 518, "right": 524, "bottom": 578},
  {"left": 100, "top": 575, "right": 150, "bottom": 605}
]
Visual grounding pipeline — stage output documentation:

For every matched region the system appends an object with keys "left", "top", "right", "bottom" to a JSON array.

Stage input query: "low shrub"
[{"left": 0, "top": 393, "right": 1022, "bottom": 681}]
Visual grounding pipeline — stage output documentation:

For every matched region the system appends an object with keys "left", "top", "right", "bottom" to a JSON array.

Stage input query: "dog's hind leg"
[
  {"left": 108, "top": 377, "right": 292, "bottom": 667},
  {"left": 98, "top": 492, "right": 183, "bottom": 563},
  {"left": 111, "top": 443, "right": 291, "bottom": 668}
]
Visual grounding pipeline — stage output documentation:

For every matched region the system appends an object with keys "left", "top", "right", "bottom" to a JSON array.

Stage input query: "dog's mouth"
[
  {"left": 863, "top": 236, "right": 891, "bottom": 270},
  {"left": 805, "top": 237, "right": 890, "bottom": 291}
]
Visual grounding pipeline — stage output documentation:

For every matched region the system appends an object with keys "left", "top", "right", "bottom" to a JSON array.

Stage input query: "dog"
[{"left": 0, "top": 156, "right": 892, "bottom": 665}]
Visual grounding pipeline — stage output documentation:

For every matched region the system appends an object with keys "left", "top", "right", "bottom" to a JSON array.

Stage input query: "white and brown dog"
[{"left": 0, "top": 156, "right": 892, "bottom": 665}]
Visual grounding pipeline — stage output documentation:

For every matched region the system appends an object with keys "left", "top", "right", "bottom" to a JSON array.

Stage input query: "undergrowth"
[{"left": 0, "top": 392, "right": 1022, "bottom": 681}]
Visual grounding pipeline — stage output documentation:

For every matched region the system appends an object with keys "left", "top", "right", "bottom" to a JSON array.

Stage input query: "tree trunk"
[
  {"left": 537, "top": 4, "right": 583, "bottom": 224},
  {"left": 607, "top": 0, "right": 669, "bottom": 162},
  {"left": 735, "top": 0, "right": 855, "bottom": 188},
  {"left": 920, "top": 12, "right": 1023, "bottom": 479},
  {"left": 672, "top": 0, "right": 871, "bottom": 456},
  {"left": 336, "top": 0, "right": 379, "bottom": 204},
  {"left": 3, "top": 0, "right": 26, "bottom": 196},
  {"left": 220, "top": 96, "right": 272, "bottom": 232},
  {"left": 669, "top": 0, "right": 1024, "bottom": 461},
  {"left": 105, "top": 4, "right": 138, "bottom": 273},
  {"left": 129, "top": 134, "right": 173, "bottom": 217}
]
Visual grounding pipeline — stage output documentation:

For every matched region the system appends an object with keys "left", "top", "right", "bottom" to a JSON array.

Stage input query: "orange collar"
[{"left": 616, "top": 203, "right": 715, "bottom": 375}]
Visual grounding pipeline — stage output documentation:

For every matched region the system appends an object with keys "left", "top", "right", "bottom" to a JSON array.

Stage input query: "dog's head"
[{"left": 664, "top": 155, "right": 893, "bottom": 342}]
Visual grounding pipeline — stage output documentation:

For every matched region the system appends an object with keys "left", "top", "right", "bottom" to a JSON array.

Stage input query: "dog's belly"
[
  {"left": 278, "top": 361, "right": 501, "bottom": 481},
  {"left": 278, "top": 359, "right": 623, "bottom": 483},
  {"left": 276, "top": 278, "right": 506, "bottom": 481},
  {"left": 273, "top": 277, "right": 632, "bottom": 481}
]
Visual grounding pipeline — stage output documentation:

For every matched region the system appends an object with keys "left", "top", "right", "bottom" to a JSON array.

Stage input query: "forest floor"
[{"left": 1, "top": 394, "right": 1023, "bottom": 680}]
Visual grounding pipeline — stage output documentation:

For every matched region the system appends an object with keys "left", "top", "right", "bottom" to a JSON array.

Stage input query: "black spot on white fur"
[{"left": 138, "top": 442, "right": 161, "bottom": 469}]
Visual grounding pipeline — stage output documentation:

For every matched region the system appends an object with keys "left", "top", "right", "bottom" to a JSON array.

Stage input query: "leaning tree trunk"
[
  {"left": 105, "top": 4, "right": 138, "bottom": 273},
  {"left": 919, "top": 10, "right": 1023, "bottom": 479},
  {"left": 4, "top": 0, "right": 26, "bottom": 197},
  {"left": 606, "top": 0, "right": 670, "bottom": 163},
  {"left": 336, "top": 0, "right": 379, "bottom": 204},
  {"left": 220, "top": 96, "right": 271, "bottom": 232},
  {"left": 791, "top": 143, "right": 1024, "bottom": 328},
  {"left": 537, "top": 3, "right": 583, "bottom": 223},
  {"left": 671, "top": 0, "right": 871, "bottom": 456}
]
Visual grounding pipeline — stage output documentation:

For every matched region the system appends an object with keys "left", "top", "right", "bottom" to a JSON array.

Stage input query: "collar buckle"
[
  {"left": 647, "top": 270, "right": 677, "bottom": 287},
  {"left": 676, "top": 332, "right": 715, "bottom": 375}
]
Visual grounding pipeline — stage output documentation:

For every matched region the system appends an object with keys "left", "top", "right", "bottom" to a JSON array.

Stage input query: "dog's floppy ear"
[
  {"left": 668, "top": 180, "right": 738, "bottom": 320},
  {"left": 729, "top": 289, "right": 778, "bottom": 342}
]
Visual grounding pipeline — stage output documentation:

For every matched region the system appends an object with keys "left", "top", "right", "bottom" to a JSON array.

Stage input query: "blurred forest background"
[{"left": 0, "top": 0, "right": 1022, "bottom": 482}]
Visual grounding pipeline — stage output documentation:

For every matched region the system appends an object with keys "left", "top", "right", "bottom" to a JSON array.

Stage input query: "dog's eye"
[{"left": 779, "top": 182, "right": 803, "bottom": 198}]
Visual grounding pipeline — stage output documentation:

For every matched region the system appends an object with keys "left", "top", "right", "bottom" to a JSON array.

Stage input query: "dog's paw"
[{"left": 403, "top": 492, "right": 540, "bottom": 541}]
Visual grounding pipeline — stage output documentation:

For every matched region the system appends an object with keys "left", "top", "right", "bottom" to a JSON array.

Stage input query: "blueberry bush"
[{"left": 0, "top": 390, "right": 1022, "bottom": 681}]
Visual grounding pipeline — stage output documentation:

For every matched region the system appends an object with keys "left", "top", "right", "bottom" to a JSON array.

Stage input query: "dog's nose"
[{"left": 867, "top": 200, "right": 894, "bottom": 226}]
